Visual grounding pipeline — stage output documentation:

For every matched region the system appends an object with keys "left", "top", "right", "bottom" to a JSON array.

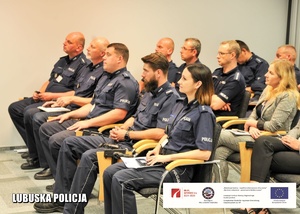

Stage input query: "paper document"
[
  {"left": 229, "top": 129, "right": 251, "bottom": 136},
  {"left": 38, "top": 106, "right": 70, "bottom": 112}
]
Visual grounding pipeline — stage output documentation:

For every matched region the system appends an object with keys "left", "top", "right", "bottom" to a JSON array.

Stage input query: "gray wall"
[{"left": 1, "top": 0, "right": 288, "bottom": 147}]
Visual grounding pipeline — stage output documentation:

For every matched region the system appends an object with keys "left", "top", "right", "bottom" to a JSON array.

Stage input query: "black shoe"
[
  {"left": 46, "top": 183, "right": 55, "bottom": 192},
  {"left": 20, "top": 158, "right": 40, "bottom": 170},
  {"left": 230, "top": 208, "right": 248, "bottom": 214},
  {"left": 34, "top": 201, "right": 64, "bottom": 213},
  {"left": 34, "top": 168, "right": 53, "bottom": 180},
  {"left": 21, "top": 152, "right": 29, "bottom": 159}
]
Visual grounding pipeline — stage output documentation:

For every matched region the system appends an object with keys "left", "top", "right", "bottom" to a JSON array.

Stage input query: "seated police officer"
[
  {"left": 211, "top": 40, "right": 246, "bottom": 117},
  {"left": 8, "top": 32, "right": 88, "bottom": 157},
  {"left": 236, "top": 40, "right": 269, "bottom": 102}
]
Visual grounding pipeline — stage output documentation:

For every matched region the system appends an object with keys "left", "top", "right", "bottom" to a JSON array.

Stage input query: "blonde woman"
[{"left": 215, "top": 59, "right": 300, "bottom": 183}]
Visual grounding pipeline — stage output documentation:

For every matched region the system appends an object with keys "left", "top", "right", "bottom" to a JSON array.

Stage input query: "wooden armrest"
[
  {"left": 239, "top": 141, "right": 253, "bottom": 182},
  {"left": 216, "top": 116, "right": 238, "bottom": 123},
  {"left": 222, "top": 119, "right": 247, "bottom": 129},
  {"left": 98, "top": 124, "right": 123, "bottom": 133},
  {"left": 260, "top": 131, "right": 287, "bottom": 136},
  {"left": 133, "top": 139, "right": 158, "bottom": 150},
  {"left": 134, "top": 143, "right": 158, "bottom": 154},
  {"left": 96, "top": 149, "right": 131, "bottom": 201},
  {"left": 165, "top": 159, "right": 205, "bottom": 171}
]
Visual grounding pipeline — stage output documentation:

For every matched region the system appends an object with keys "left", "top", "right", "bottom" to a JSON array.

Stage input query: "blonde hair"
[{"left": 265, "top": 59, "right": 300, "bottom": 108}]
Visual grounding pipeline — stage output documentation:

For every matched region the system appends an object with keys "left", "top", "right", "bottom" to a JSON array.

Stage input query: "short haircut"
[
  {"left": 141, "top": 52, "right": 169, "bottom": 75},
  {"left": 107, "top": 43, "right": 129, "bottom": 63},
  {"left": 221, "top": 40, "right": 241, "bottom": 59},
  {"left": 235, "top": 40, "right": 250, "bottom": 52},
  {"left": 185, "top": 38, "right": 201, "bottom": 57}
]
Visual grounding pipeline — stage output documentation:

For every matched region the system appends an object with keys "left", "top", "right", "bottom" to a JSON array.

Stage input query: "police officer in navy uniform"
[
  {"left": 33, "top": 52, "right": 179, "bottom": 213},
  {"left": 20, "top": 38, "right": 109, "bottom": 179},
  {"left": 236, "top": 40, "right": 269, "bottom": 102},
  {"left": 103, "top": 64, "right": 215, "bottom": 214},
  {"left": 175, "top": 38, "right": 211, "bottom": 96},
  {"left": 275, "top": 44, "right": 300, "bottom": 90},
  {"left": 211, "top": 40, "right": 246, "bottom": 117},
  {"left": 8, "top": 32, "right": 88, "bottom": 152}
]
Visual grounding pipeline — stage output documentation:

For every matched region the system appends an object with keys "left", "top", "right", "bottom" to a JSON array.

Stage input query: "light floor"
[{"left": 0, "top": 148, "right": 299, "bottom": 214}]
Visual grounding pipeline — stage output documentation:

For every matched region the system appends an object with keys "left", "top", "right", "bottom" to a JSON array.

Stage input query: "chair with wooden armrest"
[
  {"left": 136, "top": 124, "right": 224, "bottom": 214},
  {"left": 96, "top": 139, "right": 158, "bottom": 202},
  {"left": 216, "top": 90, "right": 251, "bottom": 127},
  {"left": 221, "top": 118, "right": 288, "bottom": 182}
]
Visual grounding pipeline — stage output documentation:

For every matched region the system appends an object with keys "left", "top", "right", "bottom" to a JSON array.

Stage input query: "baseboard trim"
[{"left": 0, "top": 145, "right": 27, "bottom": 151}]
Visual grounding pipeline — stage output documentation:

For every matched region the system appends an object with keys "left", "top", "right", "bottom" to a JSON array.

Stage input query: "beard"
[{"left": 144, "top": 78, "right": 158, "bottom": 93}]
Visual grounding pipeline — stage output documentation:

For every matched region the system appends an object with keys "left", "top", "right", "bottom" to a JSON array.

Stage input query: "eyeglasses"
[
  {"left": 218, "top": 52, "right": 231, "bottom": 56},
  {"left": 181, "top": 46, "right": 194, "bottom": 51}
]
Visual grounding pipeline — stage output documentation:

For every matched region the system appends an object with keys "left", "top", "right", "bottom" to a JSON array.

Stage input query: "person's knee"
[{"left": 33, "top": 113, "right": 48, "bottom": 125}]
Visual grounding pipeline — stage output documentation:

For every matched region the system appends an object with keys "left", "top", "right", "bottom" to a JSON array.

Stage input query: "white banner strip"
[{"left": 163, "top": 183, "right": 297, "bottom": 208}]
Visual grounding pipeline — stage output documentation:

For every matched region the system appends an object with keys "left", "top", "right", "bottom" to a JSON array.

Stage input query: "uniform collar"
[
  {"left": 106, "top": 67, "right": 127, "bottom": 79},
  {"left": 151, "top": 81, "right": 171, "bottom": 97},
  {"left": 68, "top": 52, "right": 83, "bottom": 64},
  {"left": 89, "top": 61, "right": 103, "bottom": 71},
  {"left": 221, "top": 66, "right": 238, "bottom": 76}
]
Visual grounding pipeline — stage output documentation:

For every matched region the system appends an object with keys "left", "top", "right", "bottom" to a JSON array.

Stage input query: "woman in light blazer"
[{"left": 215, "top": 59, "right": 300, "bottom": 183}]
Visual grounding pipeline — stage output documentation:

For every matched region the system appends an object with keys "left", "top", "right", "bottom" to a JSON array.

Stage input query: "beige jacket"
[{"left": 248, "top": 89, "right": 297, "bottom": 132}]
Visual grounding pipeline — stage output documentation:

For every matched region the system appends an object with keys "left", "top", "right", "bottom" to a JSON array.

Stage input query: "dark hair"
[
  {"left": 185, "top": 64, "right": 214, "bottom": 105},
  {"left": 107, "top": 43, "right": 129, "bottom": 63},
  {"left": 141, "top": 52, "right": 169, "bottom": 75},
  {"left": 235, "top": 40, "right": 250, "bottom": 52}
]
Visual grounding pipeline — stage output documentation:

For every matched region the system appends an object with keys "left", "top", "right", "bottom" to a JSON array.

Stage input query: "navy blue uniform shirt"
[
  {"left": 131, "top": 81, "right": 179, "bottom": 131},
  {"left": 164, "top": 98, "right": 215, "bottom": 152},
  {"left": 238, "top": 52, "right": 269, "bottom": 96},
  {"left": 212, "top": 66, "right": 246, "bottom": 116},
  {"left": 167, "top": 61, "right": 179, "bottom": 84},
  {"left": 87, "top": 68, "right": 139, "bottom": 122},
  {"left": 68, "top": 62, "right": 105, "bottom": 110},
  {"left": 46, "top": 52, "right": 88, "bottom": 92}
]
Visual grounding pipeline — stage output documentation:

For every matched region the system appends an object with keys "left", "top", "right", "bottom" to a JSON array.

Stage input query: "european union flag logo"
[{"left": 271, "top": 187, "right": 288, "bottom": 199}]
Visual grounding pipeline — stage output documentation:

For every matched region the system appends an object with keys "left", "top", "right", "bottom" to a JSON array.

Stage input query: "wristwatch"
[{"left": 124, "top": 130, "right": 131, "bottom": 141}]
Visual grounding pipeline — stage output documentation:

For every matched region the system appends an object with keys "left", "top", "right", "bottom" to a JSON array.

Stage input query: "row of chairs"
[{"left": 83, "top": 90, "right": 299, "bottom": 213}]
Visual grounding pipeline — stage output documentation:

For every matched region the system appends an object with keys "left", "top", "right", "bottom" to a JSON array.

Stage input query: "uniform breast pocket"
[
  {"left": 176, "top": 120, "right": 192, "bottom": 132},
  {"left": 139, "top": 106, "right": 159, "bottom": 127},
  {"left": 101, "top": 86, "right": 114, "bottom": 106}
]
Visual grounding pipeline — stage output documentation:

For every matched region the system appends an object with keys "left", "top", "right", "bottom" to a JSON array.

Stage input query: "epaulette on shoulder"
[
  {"left": 233, "top": 72, "right": 242, "bottom": 80},
  {"left": 255, "top": 58, "right": 262, "bottom": 64},
  {"left": 122, "top": 72, "right": 130, "bottom": 78},
  {"left": 165, "top": 89, "right": 174, "bottom": 95}
]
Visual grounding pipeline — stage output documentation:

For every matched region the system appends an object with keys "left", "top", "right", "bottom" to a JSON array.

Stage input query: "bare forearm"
[
  {"left": 128, "top": 128, "right": 165, "bottom": 141},
  {"left": 69, "top": 96, "right": 92, "bottom": 107}
]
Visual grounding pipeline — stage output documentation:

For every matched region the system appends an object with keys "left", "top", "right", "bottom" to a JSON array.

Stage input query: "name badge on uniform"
[
  {"left": 90, "top": 104, "right": 95, "bottom": 112},
  {"left": 161, "top": 138, "right": 168, "bottom": 148},
  {"left": 56, "top": 75, "right": 63, "bottom": 82}
]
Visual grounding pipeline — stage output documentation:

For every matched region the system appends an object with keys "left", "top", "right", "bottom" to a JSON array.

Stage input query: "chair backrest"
[
  {"left": 238, "top": 91, "right": 251, "bottom": 118},
  {"left": 291, "top": 109, "right": 300, "bottom": 130},
  {"left": 192, "top": 122, "right": 222, "bottom": 182}
]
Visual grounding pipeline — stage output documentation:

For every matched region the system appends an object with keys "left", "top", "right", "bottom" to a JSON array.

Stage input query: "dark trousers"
[
  {"left": 56, "top": 136, "right": 123, "bottom": 214},
  {"left": 103, "top": 162, "right": 193, "bottom": 214},
  {"left": 32, "top": 111, "right": 62, "bottom": 167},
  {"left": 8, "top": 98, "right": 43, "bottom": 146},
  {"left": 39, "top": 120, "right": 77, "bottom": 177},
  {"left": 251, "top": 135, "right": 300, "bottom": 182}
]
